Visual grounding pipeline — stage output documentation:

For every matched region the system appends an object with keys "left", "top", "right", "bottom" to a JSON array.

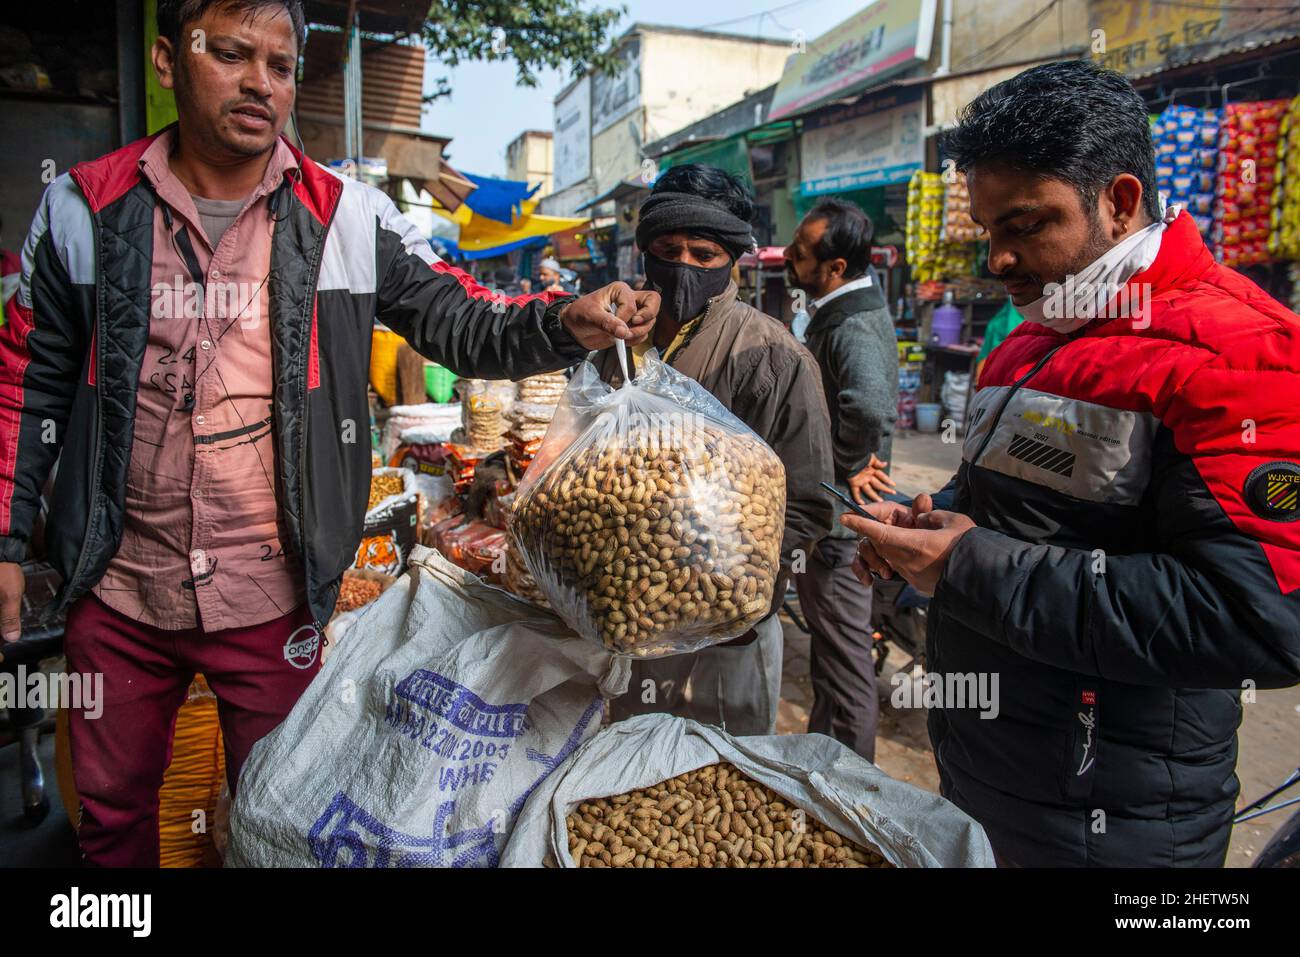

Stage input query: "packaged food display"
[
  {"left": 1270, "top": 93, "right": 1300, "bottom": 261},
  {"left": 1214, "top": 99, "right": 1288, "bottom": 267},
  {"left": 516, "top": 371, "right": 569, "bottom": 405},
  {"left": 943, "top": 172, "right": 982, "bottom": 243},
  {"left": 445, "top": 443, "right": 485, "bottom": 495},
  {"left": 455, "top": 379, "right": 516, "bottom": 453},
  {"left": 907, "top": 170, "right": 976, "bottom": 282},
  {"left": 501, "top": 542, "right": 550, "bottom": 609},
  {"left": 1152, "top": 105, "right": 1220, "bottom": 237},
  {"left": 906, "top": 170, "right": 945, "bottom": 282},
  {"left": 335, "top": 570, "right": 396, "bottom": 615},
  {"left": 430, "top": 517, "right": 507, "bottom": 576},
  {"left": 354, "top": 468, "right": 420, "bottom": 576},
  {"left": 505, "top": 401, "right": 558, "bottom": 482}
]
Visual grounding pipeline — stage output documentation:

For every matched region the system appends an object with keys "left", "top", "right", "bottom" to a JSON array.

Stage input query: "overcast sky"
[{"left": 419, "top": 0, "right": 864, "bottom": 177}]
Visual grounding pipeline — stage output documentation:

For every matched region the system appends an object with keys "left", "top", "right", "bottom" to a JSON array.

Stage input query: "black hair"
[
  {"left": 158, "top": 0, "right": 307, "bottom": 53},
  {"left": 940, "top": 59, "right": 1160, "bottom": 224},
  {"left": 493, "top": 266, "right": 515, "bottom": 285},
  {"left": 805, "top": 197, "right": 873, "bottom": 279},
  {"left": 651, "top": 164, "right": 754, "bottom": 223}
]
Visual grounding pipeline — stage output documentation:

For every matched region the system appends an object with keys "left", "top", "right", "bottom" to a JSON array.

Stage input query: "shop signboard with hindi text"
[
  {"left": 799, "top": 87, "right": 924, "bottom": 195},
  {"left": 1090, "top": 0, "right": 1300, "bottom": 77},
  {"left": 769, "top": 0, "right": 936, "bottom": 121}
]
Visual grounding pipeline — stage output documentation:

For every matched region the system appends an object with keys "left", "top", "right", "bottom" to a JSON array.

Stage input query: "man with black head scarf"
[{"left": 594, "top": 164, "right": 834, "bottom": 735}]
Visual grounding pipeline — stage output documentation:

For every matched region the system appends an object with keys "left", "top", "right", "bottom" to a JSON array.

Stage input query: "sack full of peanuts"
[
  {"left": 510, "top": 350, "right": 786, "bottom": 657},
  {"left": 501, "top": 713, "right": 996, "bottom": 868}
]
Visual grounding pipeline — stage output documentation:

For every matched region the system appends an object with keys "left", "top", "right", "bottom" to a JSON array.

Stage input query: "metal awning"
[
  {"left": 304, "top": 0, "right": 430, "bottom": 37},
  {"left": 576, "top": 179, "right": 649, "bottom": 212}
]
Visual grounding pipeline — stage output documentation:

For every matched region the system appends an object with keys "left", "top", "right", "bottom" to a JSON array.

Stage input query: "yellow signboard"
[{"left": 1091, "top": 0, "right": 1300, "bottom": 76}]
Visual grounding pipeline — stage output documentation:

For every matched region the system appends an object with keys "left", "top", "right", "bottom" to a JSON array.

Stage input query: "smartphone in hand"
[{"left": 819, "top": 481, "right": 883, "bottom": 522}]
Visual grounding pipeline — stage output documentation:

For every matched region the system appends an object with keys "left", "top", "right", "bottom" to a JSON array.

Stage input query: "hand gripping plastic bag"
[
  {"left": 510, "top": 346, "right": 785, "bottom": 658},
  {"left": 501, "top": 714, "right": 996, "bottom": 868}
]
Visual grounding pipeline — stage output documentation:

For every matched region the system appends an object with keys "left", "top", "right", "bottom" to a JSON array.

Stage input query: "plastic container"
[
  {"left": 915, "top": 403, "right": 942, "bottom": 433},
  {"left": 930, "top": 291, "right": 963, "bottom": 347},
  {"left": 424, "top": 361, "right": 457, "bottom": 403},
  {"left": 369, "top": 325, "right": 404, "bottom": 405}
]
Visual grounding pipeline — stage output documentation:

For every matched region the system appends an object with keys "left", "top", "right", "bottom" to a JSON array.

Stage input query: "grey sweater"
[{"left": 802, "top": 281, "right": 899, "bottom": 539}]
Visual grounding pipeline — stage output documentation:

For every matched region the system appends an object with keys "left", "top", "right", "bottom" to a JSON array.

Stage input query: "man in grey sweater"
[{"left": 784, "top": 198, "right": 899, "bottom": 760}]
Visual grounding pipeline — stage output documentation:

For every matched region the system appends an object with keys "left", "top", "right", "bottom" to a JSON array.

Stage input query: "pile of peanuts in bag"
[
  {"left": 566, "top": 762, "right": 891, "bottom": 868},
  {"left": 510, "top": 350, "right": 785, "bottom": 657}
]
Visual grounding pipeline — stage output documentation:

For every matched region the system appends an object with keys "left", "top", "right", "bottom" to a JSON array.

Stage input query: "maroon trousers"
[{"left": 63, "top": 593, "right": 321, "bottom": 867}]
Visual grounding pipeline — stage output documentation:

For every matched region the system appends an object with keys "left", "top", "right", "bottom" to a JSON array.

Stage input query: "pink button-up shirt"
[{"left": 92, "top": 129, "right": 304, "bottom": 631}]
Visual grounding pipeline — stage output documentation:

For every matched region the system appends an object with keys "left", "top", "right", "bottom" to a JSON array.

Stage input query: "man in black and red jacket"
[
  {"left": 848, "top": 61, "right": 1300, "bottom": 866},
  {"left": 0, "top": 0, "right": 656, "bottom": 865}
]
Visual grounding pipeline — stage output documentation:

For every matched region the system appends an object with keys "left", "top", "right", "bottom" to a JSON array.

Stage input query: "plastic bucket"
[
  {"left": 424, "top": 362, "right": 457, "bottom": 403},
  {"left": 915, "top": 403, "right": 942, "bottom": 433},
  {"left": 930, "top": 303, "right": 963, "bottom": 347}
]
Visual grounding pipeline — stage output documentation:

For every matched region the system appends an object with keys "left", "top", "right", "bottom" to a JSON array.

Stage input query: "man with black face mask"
[{"left": 593, "top": 164, "right": 834, "bottom": 735}]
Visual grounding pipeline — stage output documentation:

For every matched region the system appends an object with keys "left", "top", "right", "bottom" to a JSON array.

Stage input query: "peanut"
[{"left": 565, "top": 762, "right": 892, "bottom": 869}]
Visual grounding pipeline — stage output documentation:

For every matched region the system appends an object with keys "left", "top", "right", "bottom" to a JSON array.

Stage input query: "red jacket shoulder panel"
[
  {"left": 283, "top": 139, "right": 343, "bottom": 225},
  {"left": 68, "top": 131, "right": 164, "bottom": 214}
]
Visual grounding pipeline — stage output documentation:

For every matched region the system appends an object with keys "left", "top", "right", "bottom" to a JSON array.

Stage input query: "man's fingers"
[
  {"left": 876, "top": 473, "right": 898, "bottom": 491},
  {"left": 853, "top": 537, "right": 892, "bottom": 580},
  {"left": 863, "top": 484, "right": 883, "bottom": 503},
  {"left": 631, "top": 290, "right": 660, "bottom": 325},
  {"left": 593, "top": 303, "right": 631, "bottom": 341},
  {"left": 625, "top": 290, "right": 659, "bottom": 346},
  {"left": 605, "top": 281, "right": 637, "bottom": 325},
  {"left": 850, "top": 554, "right": 879, "bottom": 587},
  {"left": 915, "top": 508, "right": 962, "bottom": 530},
  {"left": 840, "top": 512, "right": 872, "bottom": 537},
  {"left": 850, "top": 483, "right": 867, "bottom": 508},
  {"left": 0, "top": 563, "right": 24, "bottom": 642},
  {"left": 853, "top": 519, "right": 928, "bottom": 571},
  {"left": 850, "top": 515, "right": 898, "bottom": 547},
  {"left": 912, "top": 492, "right": 934, "bottom": 518}
]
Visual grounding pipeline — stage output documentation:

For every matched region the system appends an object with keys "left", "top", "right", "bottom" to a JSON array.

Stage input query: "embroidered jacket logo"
[{"left": 1077, "top": 689, "right": 1097, "bottom": 777}]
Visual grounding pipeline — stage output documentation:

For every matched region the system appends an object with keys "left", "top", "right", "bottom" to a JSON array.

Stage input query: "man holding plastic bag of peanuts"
[{"left": 589, "top": 164, "right": 834, "bottom": 735}]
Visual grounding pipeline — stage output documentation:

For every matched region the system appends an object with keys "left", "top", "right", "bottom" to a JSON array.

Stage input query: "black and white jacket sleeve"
[{"left": 369, "top": 196, "right": 587, "bottom": 381}]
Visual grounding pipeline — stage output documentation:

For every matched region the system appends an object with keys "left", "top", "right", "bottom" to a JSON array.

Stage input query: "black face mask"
[{"left": 644, "top": 254, "right": 732, "bottom": 325}]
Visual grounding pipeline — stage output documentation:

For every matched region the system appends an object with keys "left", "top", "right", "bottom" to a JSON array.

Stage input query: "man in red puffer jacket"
[{"left": 846, "top": 60, "right": 1300, "bottom": 867}]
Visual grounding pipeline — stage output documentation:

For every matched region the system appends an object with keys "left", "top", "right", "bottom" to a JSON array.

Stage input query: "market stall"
[
  {"left": 229, "top": 351, "right": 996, "bottom": 869},
  {"left": 899, "top": 69, "right": 1300, "bottom": 434}
]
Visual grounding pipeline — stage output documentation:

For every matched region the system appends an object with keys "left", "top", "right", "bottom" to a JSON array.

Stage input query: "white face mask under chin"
[{"left": 1014, "top": 203, "right": 1180, "bottom": 333}]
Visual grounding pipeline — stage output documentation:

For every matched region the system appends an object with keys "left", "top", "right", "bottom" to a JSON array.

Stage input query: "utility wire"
[
  {"left": 692, "top": 0, "right": 827, "bottom": 32},
  {"left": 1148, "top": 0, "right": 1300, "bottom": 11},
  {"left": 956, "top": 0, "right": 1063, "bottom": 70}
]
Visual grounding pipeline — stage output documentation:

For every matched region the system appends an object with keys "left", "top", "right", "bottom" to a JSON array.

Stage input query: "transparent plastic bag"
[{"left": 511, "top": 346, "right": 785, "bottom": 658}]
